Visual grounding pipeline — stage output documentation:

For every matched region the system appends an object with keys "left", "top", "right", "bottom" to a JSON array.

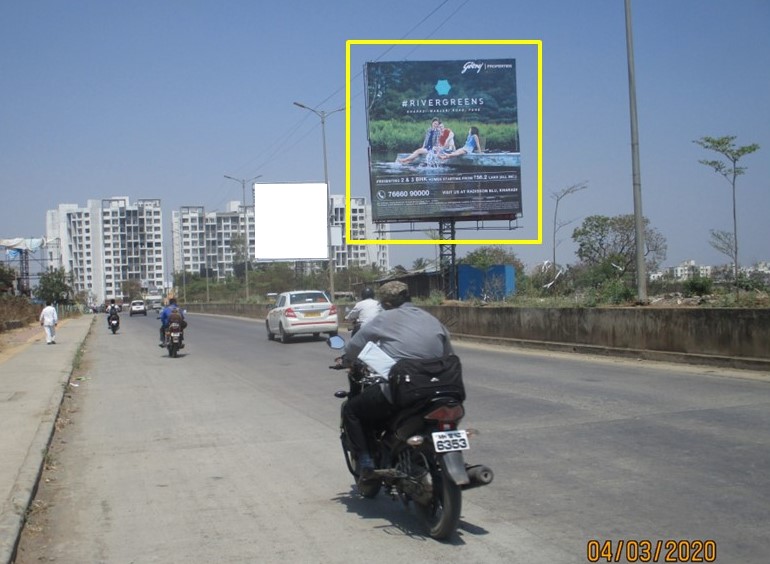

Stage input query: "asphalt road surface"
[{"left": 16, "top": 313, "right": 770, "bottom": 563}]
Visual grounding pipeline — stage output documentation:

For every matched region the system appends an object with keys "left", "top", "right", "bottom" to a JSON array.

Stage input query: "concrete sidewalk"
[{"left": 0, "top": 315, "right": 94, "bottom": 564}]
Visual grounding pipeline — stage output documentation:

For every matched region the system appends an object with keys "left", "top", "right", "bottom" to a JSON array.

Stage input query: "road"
[{"left": 16, "top": 313, "right": 770, "bottom": 563}]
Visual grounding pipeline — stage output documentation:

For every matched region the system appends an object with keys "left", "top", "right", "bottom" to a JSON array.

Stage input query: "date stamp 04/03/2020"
[{"left": 586, "top": 539, "right": 717, "bottom": 563}]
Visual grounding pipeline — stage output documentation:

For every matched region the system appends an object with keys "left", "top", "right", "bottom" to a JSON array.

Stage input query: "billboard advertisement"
[
  {"left": 253, "top": 182, "right": 328, "bottom": 260},
  {"left": 365, "top": 59, "right": 521, "bottom": 223}
]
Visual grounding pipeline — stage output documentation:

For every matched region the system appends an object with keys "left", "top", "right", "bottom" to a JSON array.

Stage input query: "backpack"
[
  {"left": 388, "top": 355, "right": 465, "bottom": 409},
  {"left": 168, "top": 308, "right": 187, "bottom": 329}
]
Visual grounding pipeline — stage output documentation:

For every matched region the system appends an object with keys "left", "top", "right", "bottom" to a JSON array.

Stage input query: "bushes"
[
  {"left": 0, "top": 296, "right": 39, "bottom": 332},
  {"left": 367, "top": 120, "right": 519, "bottom": 152},
  {"left": 683, "top": 276, "right": 713, "bottom": 297}
]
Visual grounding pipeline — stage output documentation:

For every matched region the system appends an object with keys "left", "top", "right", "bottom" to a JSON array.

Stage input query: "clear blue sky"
[{"left": 1, "top": 0, "right": 768, "bottom": 272}]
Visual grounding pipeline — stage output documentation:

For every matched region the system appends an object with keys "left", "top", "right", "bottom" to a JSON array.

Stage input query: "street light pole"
[
  {"left": 624, "top": 0, "right": 647, "bottom": 303},
  {"left": 203, "top": 208, "right": 210, "bottom": 303},
  {"left": 293, "top": 101, "right": 344, "bottom": 300},
  {"left": 224, "top": 174, "right": 262, "bottom": 301}
]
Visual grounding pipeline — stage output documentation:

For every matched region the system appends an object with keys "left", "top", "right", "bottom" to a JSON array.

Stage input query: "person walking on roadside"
[{"left": 39, "top": 301, "right": 58, "bottom": 345}]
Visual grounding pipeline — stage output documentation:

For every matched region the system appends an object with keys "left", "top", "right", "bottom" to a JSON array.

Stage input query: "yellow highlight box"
[{"left": 345, "top": 38, "right": 543, "bottom": 246}]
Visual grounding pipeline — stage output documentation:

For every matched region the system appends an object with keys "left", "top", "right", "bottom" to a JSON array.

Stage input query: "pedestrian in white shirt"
[{"left": 39, "top": 301, "right": 58, "bottom": 345}]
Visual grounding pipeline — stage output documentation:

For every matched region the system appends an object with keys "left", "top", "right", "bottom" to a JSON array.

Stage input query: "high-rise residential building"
[
  {"left": 171, "top": 197, "right": 389, "bottom": 280},
  {"left": 45, "top": 197, "right": 166, "bottom": 304},
  {"left": 171, "top": 201, "right": 254, "bottom": 281},
  {"left": 331, "top": 195, "right": 389, "bottom": 271}
]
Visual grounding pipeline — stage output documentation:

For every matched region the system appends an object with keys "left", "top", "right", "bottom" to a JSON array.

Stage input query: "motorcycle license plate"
[{"left": 432, "top": 430, "right": 470, "bottom": 453}]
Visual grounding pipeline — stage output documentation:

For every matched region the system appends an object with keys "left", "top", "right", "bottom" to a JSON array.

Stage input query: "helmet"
[
  {"left": 361, "top": 287, "right": 375, "bottom": 300},
  {"left": 376, "top": 281, "right": 410, "bottom": 309}
]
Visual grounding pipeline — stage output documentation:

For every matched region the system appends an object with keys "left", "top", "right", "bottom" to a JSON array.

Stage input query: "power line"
[{"left": 223, "top": 0, "right": 468, "bottom": 183}]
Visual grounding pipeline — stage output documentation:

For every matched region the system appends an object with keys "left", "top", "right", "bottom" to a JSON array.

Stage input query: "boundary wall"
[{"left": 183, "top": 303, "right": 770, "bottom": 371}]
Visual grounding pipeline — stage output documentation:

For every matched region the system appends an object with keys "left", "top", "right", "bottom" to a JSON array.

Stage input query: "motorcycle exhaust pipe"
[{"left": 462, "top": 464, "right": 494, "bottom": 490}]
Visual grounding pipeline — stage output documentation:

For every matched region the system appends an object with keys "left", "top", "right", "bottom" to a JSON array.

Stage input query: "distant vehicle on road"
[
  {"left": 266, "top": 290, "right": 338, "bottom": 343},
  {"left": 129, "top": 300, "right": 147, "bottom": 316}
]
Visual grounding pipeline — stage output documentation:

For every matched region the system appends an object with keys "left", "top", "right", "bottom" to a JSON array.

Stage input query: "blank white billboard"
[{"left": 253, "top": 182, "right": 329, "bottom": 260}]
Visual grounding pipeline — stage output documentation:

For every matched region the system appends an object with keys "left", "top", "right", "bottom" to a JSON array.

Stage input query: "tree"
[
  {"left": 229, "top": 232, "right": 248, "bottom": 279},
  {"left": 694, "top": 135, "right": 760, "bottom": 301},
  {"left": 121, "top": 279, "right": 142, "bottom": 301},
  {"left": 412, "top": 257, "right": 429, "bottom": 271},
  {"left": 459, "top": 246, "right": 524, "bottom": 273},
  {"left": 35, "top": 267, "right": 73, "bottom": 304},
  {"left": 708, "top": 229, "right": 736, "bottom": 268},
  {"left": 0, "top": 263, "right": 16, "bottom": 293},
  {"left": 572, "top": 215, "right": 667, "bottom": 279},
  {"left": 551, "top": 181, "right": 588, "bottom": 273}
]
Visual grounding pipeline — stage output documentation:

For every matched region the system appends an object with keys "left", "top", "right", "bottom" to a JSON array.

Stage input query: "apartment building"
[
  {"left": 171, "top": 202, "right": 254, "bottom": 280},
  {"left": 331, "top": 195, "right": 389, "bottom": 271},
  {"left": 670, "top": 260, "right": 713, "bottom": 280},
  {"left": 45, "top": 197, "right": 166, "bottom": 304},
  {"left": 171, "top": 196, "right": 389, "bottom": 279}
]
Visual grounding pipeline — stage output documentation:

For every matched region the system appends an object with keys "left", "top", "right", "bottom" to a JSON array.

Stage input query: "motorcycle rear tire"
[
  {"left": 417, "top": 462, "right": 462, "bottom": 540},
  {"left": 111, "top": 325, "right": 117, "bottom": 334},
  {"left": 168, "top": 342, "right": 178, "bottom": 358}
]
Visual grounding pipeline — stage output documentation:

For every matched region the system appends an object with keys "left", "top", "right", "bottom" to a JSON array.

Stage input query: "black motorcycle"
[
  {"left": 108, "top": 312, "right": 120, "bottom": 334},
  {"left": 165, "top": 321, "right": 184, "bottom": 357},
  {"left": 328, "top": 336, "right": 493, "bottom": 540}
]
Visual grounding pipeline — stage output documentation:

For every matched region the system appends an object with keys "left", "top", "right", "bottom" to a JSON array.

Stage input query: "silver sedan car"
[{"left": 266, "top": 290, "right": 339, "bottom": 343}]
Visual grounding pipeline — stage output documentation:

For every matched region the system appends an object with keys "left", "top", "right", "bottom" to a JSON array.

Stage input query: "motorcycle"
[
  {"left": 327, "top": 335, "right": 493, "bottom": 540},
  {"left": 165, "top": 321, "right": 184, "bottom": 357},
  {"left": 108, "top": 313, "right": 120, "bottom": 334}
]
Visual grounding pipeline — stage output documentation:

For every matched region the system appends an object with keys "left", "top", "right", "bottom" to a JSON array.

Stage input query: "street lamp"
[
  {"left": 203, "top": 208, "right": 210, "bottom": 303},
  {"left": 293, "top": 101, "right": 345, "bottom": 300},
  {"left": 224, "top": 174, "right": 263, "bottom": 301}
]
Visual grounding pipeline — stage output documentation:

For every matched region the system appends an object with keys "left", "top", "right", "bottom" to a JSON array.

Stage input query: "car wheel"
[
  {"left": 266, "top": 321, "right": 275, "bottom": 341},
  {"left": 279, "top": 323, "right": 291, "bottom": 344}
]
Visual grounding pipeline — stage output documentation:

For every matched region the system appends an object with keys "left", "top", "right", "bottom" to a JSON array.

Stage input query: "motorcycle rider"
[
  {"left": 106, "top": 299, "right": 120, "bottom": 330},
  {"left": 341, "top": 281, "right": 455, "bottom": 482},
  {"left": 344, "top": 287, "right": 382, "bottom": 335},
  {"left": 159, "top": 298, "right": 185, "bottom": 347}
]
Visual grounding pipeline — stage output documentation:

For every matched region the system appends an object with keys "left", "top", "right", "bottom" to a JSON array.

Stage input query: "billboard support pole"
[{"left": 439, "top": 220, "right": 457, "bottom": 300}]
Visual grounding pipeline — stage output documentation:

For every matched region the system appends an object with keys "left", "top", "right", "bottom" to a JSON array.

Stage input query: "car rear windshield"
[{"left": 289, "top": 292, "right": 328, "bottom": 304}]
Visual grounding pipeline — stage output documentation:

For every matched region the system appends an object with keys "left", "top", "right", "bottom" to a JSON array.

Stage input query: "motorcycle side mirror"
[{"left": 327, "top": 335, "right": 346, "bottom": 350}]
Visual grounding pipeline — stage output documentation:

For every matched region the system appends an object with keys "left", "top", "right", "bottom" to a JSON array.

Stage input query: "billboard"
[
  {"left": 365, "top": 59, "right": 521, "bottom": 223},
  {"left": 253, "top": 182, "right": 328, "bottom": 260}
]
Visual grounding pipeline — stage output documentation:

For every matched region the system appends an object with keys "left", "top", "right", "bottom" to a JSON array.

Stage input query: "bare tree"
[
  {"left": 551, "top": 181, "right": 588, "bottom": 273},
  {"left": 694, "top": 135, "right": 760, "bottom": 300},
  {"left": 708, "top": 229, "right": 734, "bottom": 261}
]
